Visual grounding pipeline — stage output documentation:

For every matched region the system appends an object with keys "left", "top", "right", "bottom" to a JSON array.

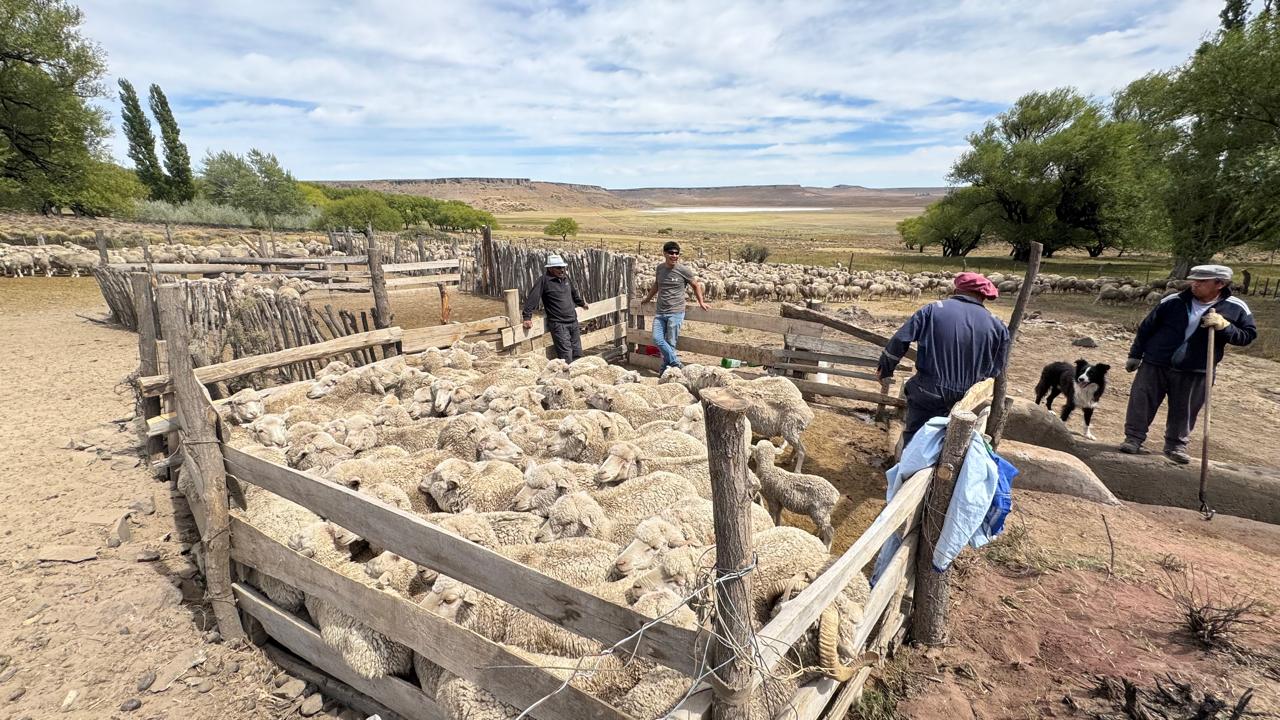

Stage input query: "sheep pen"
[{"left": 137, "top": 265, "right": 947, "bottom": 720}]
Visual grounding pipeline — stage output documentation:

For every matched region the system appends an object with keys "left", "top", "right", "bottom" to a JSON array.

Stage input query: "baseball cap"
[{"left": 1186, "top": 264, "right": 1232, "bottom": 282}]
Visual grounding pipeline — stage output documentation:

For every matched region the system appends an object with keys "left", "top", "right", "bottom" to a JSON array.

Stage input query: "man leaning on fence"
[
  {"left": 522, "top": 254, "right": 590, "bottom": 363},
  {"left": 640, "top": 241, "right": 709, "bottom": 374},
  {"left": 877, "top": 272, "right": 1011, "bottom": 450}
]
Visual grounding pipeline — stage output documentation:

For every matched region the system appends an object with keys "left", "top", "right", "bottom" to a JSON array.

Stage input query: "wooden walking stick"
[{"left": 1200, "top": 324, "right": 1216, "bottom": 521}]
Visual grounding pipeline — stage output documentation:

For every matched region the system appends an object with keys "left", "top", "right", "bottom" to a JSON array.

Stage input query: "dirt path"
[{"left": 0, "top": 279, "right": 282, "bottom": 719}]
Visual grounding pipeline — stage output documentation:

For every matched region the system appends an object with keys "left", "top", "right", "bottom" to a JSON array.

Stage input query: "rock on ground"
[{"left": 999, "top": 440, "right": 1120, "bottom": 505}]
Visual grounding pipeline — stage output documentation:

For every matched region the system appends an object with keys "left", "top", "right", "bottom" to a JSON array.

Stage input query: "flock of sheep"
[{"left": 211, "top": 343, "right": 868, "bottom": 718}]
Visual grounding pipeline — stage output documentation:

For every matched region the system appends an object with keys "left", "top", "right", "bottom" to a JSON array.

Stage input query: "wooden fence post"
[
  {"left": 439, "top": 284, "right": 452, "bottom": 324},
  {"left": 481, "top": 225, "right": 496, "bottom": 296},
  {"left": 701, "top": 386, "right": 756, "bottom": 720},
  {"left": 155, "top": 284, "right": 245, "bottom": 642},
  {"left": 504, "top": 288, "right": 524, "bottom": 350},
  {"left": 95, "top": 229, "right": 109, "bottom": 265},
  {"left": 131, "top": 273, "right": 165, "bottom": 474},
  {"left": 910, "top": 408, "right": 979, "bottom": 646},
  {"left": 988, "top": 241, "right": 1042, "bottom": 448},
  {"left": 364, "top": 224, "right": 396, "bottom": 360}
]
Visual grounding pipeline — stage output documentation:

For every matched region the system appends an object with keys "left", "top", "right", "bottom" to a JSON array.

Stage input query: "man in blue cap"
[
  {"left": 1121, "top": 264, "right": 1257, "bottom": 463},
  {"left": 522, "top": 254, "right": 590, "bottom": 363}
]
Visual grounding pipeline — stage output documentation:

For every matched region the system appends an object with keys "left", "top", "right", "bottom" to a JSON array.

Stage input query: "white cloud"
[{"left": 80, "top": 0, "right": 1219, "bottom": 187}]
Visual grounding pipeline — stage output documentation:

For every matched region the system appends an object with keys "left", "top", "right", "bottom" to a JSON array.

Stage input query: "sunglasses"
[{"left": 665, "top": 250, "right": 680, "bottom": 256}]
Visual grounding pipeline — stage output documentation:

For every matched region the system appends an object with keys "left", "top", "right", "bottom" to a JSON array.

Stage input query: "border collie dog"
[{"left": 1034, "top": 359, "right": 1110, "bottom": 440}]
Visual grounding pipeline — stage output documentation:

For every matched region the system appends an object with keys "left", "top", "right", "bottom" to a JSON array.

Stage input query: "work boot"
[
  {"left": 1118, "top": 439, "right": 1142, "bottom": 454},
  {"left": 1164, "top": 449, "right": 1191, "bottom": 465}
]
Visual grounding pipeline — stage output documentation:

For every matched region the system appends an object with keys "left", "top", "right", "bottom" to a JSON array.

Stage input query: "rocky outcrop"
[{"left": 998, "top": 440, "right": 1120, "bottom": 506}]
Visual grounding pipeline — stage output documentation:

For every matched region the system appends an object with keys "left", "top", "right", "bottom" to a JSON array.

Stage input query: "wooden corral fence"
[
  {"left": 135, "top": 272, "right": 991, "bottom": 718},
  {"left": 469, "top": 228, "right": 635, "bottom": 306},
  {"left": 626, "top": 301, "right": 909, "bottom": 414}
]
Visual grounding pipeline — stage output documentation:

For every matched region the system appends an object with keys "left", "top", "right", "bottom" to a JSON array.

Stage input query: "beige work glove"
[{"left": 1200, "top": 310, "right": 1230, "bottom": 331}]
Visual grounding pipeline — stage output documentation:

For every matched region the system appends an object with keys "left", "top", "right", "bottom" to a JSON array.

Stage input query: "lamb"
[
  {"left": 683, "top": 373, "right": 813, "bottom": 471},
  {"left": 753, "top": 440, "right": 839, "bottom": 548},
  {"left": 223, "top": 388, "right": 265, "bottom": 424},
  {"left": 421, "top": 458, "right": 526, "bottom": 513},
  {"left": 245, "top": 414, "right": 287, "bottom": 447},
  {"left": 586, "top": 384, "right": 686, "bottom": 426},
  {"left": 612, "top": 497, "right": 775, "bottom": 577},
  {"left": 672, "top": 402, "right": 706, "bottom": 441},
  {"left": 534, "top": 471, "right": 698, "bottom": 545},
  {"left": 511, "top": 459, "right": 600, "bottom": 515},
  {"left": 284, "top": 431, "right": 354, "bottom": 473}
]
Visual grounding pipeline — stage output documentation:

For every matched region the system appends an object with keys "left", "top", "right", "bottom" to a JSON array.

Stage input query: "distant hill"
[
  {"left": 609, "top": 184, "right": 948, "bottom": 208},
  {"left": 316, "top": 177, "right": 641, "bottom": 213},
  {"left": 315, "top": 177, "right": 948, "bottom": 212}
]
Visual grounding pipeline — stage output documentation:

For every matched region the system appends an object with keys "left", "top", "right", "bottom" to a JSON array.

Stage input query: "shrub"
[
  {"left": 130, "top": 198, "right": 319, "bottom": 230},
  {"left": 735, "top": 242, "right": 771, "bottom": 263},
  {"left": 656, "top": 227, "right": 673, "bottom": 235}
]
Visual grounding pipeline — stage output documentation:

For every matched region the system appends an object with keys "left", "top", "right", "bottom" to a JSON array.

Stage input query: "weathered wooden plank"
[
  {"left": 774, "top": 348, "right": 878, "bottom": 369},
  {"left": 818, "top": 667, "right": 873, "bottom": 720},
  {"left": 402, "top": 316, "right": 512, "bottom": 353},
  {"left": 382, "top": 259, "right": 461, "bottom": 273},
  {"left": 261, "top": 643, "right": 406, "bottom": 720},
  {"left": 769, "top": 363, "right": 879, "bottom": 381},
  {"left": 631, "top": 302, "right": 825, "bottom": 337},
  {"left": 222, "top": 447, "right": 702, "bottom": 677},
  {"left": 230, "top": 518, "right": 633, "bottom": 720},
  {"left": 784, "top": 334, "right": 881, "bottom": 361},
  {"left": 207, "top": 255, "right": 369, "bottom": 266},
  {"left": 234, "top": 583, "right": 445, "bottom": 720},
  {"left": 850, "top": 532, "right": 917, "bottom": 653},
  {"left": 780, "top": 303, "right": 913, "bottom": 359},
  {"left": 783, "top": 678, "right": 840, "bottom": 720},
  {"left": 157, "top": 285, "right": 243, "bottom": 641},
  {"left": 505, "top": 295, "right": 628, "bottom": 345},
  {"left": 140, "top": 328, "right": 404, "bottom": 396},
  {"left": 624, "top": 329, "right": 776, "bottom": 367},
  {"left": 108, "top": 263, "right": 259, "bottom": 274},
  {"left": 784, "top": 377, "right": 907, "bottom": 408},
  {"left": 756, "top": 469, "right": 930, "bottom": 674}
]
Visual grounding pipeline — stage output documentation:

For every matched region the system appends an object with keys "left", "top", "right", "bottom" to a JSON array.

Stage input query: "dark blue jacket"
[
  {"left": 878, "top": 295, "right": 1010, "bottom": 396},
  {"left": 522, "top": 273, "right": 586, "bottom": 325},
  {"left": 1129, "top": 288, "right": 1257, "bottom": 373}
]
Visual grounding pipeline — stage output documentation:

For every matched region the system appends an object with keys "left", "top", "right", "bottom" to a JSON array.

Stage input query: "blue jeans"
[{"left": 652, "top": 312, "right": 685, "bottom": 373}]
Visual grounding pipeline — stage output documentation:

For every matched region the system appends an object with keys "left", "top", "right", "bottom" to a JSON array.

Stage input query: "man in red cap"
[{"left": 877, "top": 272, "right": 1010, "bottom": 449}]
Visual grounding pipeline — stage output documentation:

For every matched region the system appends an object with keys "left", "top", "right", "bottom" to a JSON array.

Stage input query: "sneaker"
[
  {"left": 1119, "top": 440, "right": 1142, "bottom": 454},
  {"left": 1164, "top": 449, "right": 1191, "bottom": 465}
]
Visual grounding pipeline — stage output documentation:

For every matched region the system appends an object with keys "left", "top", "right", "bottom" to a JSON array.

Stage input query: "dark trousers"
[
  {"left": 1123, "top": 362, "right": 1206, "bottom": 452},
  {"left": 547, "top": 321, "right": 583, "bottom": 363},
  {"left": 901, "top": 377, "right": 964, "bottom": 450}
]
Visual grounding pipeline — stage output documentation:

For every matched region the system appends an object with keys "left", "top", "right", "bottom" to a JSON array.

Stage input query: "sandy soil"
[{"left": 0, "top": 279, "right": 298, "bottom": 719}]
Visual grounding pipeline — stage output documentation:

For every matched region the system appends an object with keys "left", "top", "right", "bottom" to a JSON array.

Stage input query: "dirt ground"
[
  {"left": 0, "top": 279, "right": 329, "bottom": 719},
  {"left": 1, "top": 280, "right": 1277, "bottom": 720}
]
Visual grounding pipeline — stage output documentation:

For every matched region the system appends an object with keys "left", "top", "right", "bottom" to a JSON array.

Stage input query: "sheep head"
[
  {"left": 423, "top": 575, "right": 475, "bottom": 624},
  {"left": 631, "top": 588, "right": 700, "bottom": 630},
  {"left": 307, "top": 373, "right": 340, "bottom": 400},
  {"left": 595, "top": 441, "right": 642, "bottom": 485},
  {"left": 626, "top": 545, "right": 712, "bottom": 604},
  {"left": 248, "top": 414, "right": 287, "bottom": 447},
  {"left": 753, "top": 439, "right": 780, "bottom": 468},
  {"left": 476, "top": 429, "right": 523, "bottom": 463},
  {"left": 551, "top": 415, "right": 595, "bottom": 461},
  {"left": 225, "top": 389, "right": 264, "bottom": 424},
  {"left": 430, "top": 379, "right": 458, "bottom": 415},
  {"left": 614, "top": 516, "right": 688, "bottom": 577},
  {"left": 513, "top": 461, "right": 574, "bottom": 515},
  {"left": 536, "top": 492, "right": 613, "bottom": 542},
  {"left": 542, "top": 358, "right": 571, "bottom": 378},
  {"left": 422, "top": 458, "right": 474, "bottom": 512},
  {"left": 584, "top": 385, "right": 616, "bottom": 412},
  {"left": 658, "top": 366, "right": 689, "bottom": 387},
  {"left": 436, "top": 512, "right": 499, "bottom": 548}
]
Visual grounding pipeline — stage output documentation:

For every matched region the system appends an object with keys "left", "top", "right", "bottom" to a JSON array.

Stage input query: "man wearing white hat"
[
  {"left": 1121, "top": 264, "right": 1257, "bottom": 463},
  {"left": 521, "top": 254, "right": 590, "bottom": 362}
]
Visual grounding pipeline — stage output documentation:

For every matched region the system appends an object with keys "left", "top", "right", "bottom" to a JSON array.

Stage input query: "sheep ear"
[
  {"left": 555, "top": 476, "right": 574, "bottom": 490},
  {"left": 445, "top": 479, "right": 459, "bottom": 491}
]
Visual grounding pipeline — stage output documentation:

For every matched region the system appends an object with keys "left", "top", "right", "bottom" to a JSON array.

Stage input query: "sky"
[{"left": 79, "top": 0, "right": 1220, "bottom": 189}]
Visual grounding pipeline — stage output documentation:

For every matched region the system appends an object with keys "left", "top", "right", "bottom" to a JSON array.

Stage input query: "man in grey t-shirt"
[{"left": 640, "top": 241, "right": 709, "bottom": 373}]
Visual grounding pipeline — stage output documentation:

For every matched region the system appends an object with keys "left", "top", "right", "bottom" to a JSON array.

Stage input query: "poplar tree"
[
  {"left": 117, "top": 78, "right": 164, "bottom": 199},
  {"left": 148, "top": 84, "right": 194, "bottom": 201}
]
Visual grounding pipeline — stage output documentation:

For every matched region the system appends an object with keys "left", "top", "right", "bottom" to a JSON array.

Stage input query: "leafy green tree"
[
  {"left": 72, "top": 160, "right": 147, "bottom": 216},
  {"left": 386, "top": 194, "right": 440, "bottom": 228},
  {"left": 1116, "top": 14, "right": 1280, "bottom": 276},
  {"left": 902, "top": 188, "right": 997, "bottom": 257},
  {"left": 200, "top": 150, "right": 258, "bottom": 208},
  {"left": 950, "top": 88, "right": 1161, "bottom": 261},
  {"left": 245, "top": 149, "right": 304, "bottom": 230},
  {"left": 544, "top": 217, "right": 579, "bottom": 241},
  {"left": 1220, "top": 0, "right": 1250, "bottom": 30},
  {"left": 426, "top": 200, "right": 496, "bottom": 233},
  {"left": 319, "top": 192, "right": 403, "bottom": 232},
  {"left": 0, "top": 0, "right": 110, "bottom": 213},
  {"left": 148, "top": 84, "right": 194, "bottom": 202},
  {"left": 117, "top": 78, "right": 164, "bottom": 199}
]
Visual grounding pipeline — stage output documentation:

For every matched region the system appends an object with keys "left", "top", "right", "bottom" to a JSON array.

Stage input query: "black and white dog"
[{"left": 1034, "top": 359, "right": 1110, "bottom": 440}]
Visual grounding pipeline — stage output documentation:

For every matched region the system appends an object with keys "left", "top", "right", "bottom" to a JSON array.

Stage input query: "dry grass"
[{"left": 1164, "top": 567, "right": 1263, "bottom": 649}]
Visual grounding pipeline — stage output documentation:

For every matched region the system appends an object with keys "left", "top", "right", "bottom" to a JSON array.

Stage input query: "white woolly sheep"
[
  {"left": 285, "top": 431, "right": 354, "bottom": 473},
  {"left": 246, "top": 414, "right": 287, "bottom": 447},
  {"left": 324, "top": 413, "right": 378, "bottom": 453},
  {"left": 534, "top": 471, "right": 698, "bottom": 545},
  {"left": 511, "top": 459, "right": 599, "bottom": 515},
  {"left": 421, "top": 458, "right": 526, "bottom": 513},
  {"left": 372, "top": 394, "right": 415, "bottom": 427},
  {"left": 594, "top": 433, "right": 707, "bottom": 484},
  {"left": 613, "top": 497, "right": 775, "bottom": 577},
  {"left": 224, "top": 388, "right": 264, "bottom": 424},
  {"left": 753, "top": 440, "right": 839, "bottom": 548}
]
